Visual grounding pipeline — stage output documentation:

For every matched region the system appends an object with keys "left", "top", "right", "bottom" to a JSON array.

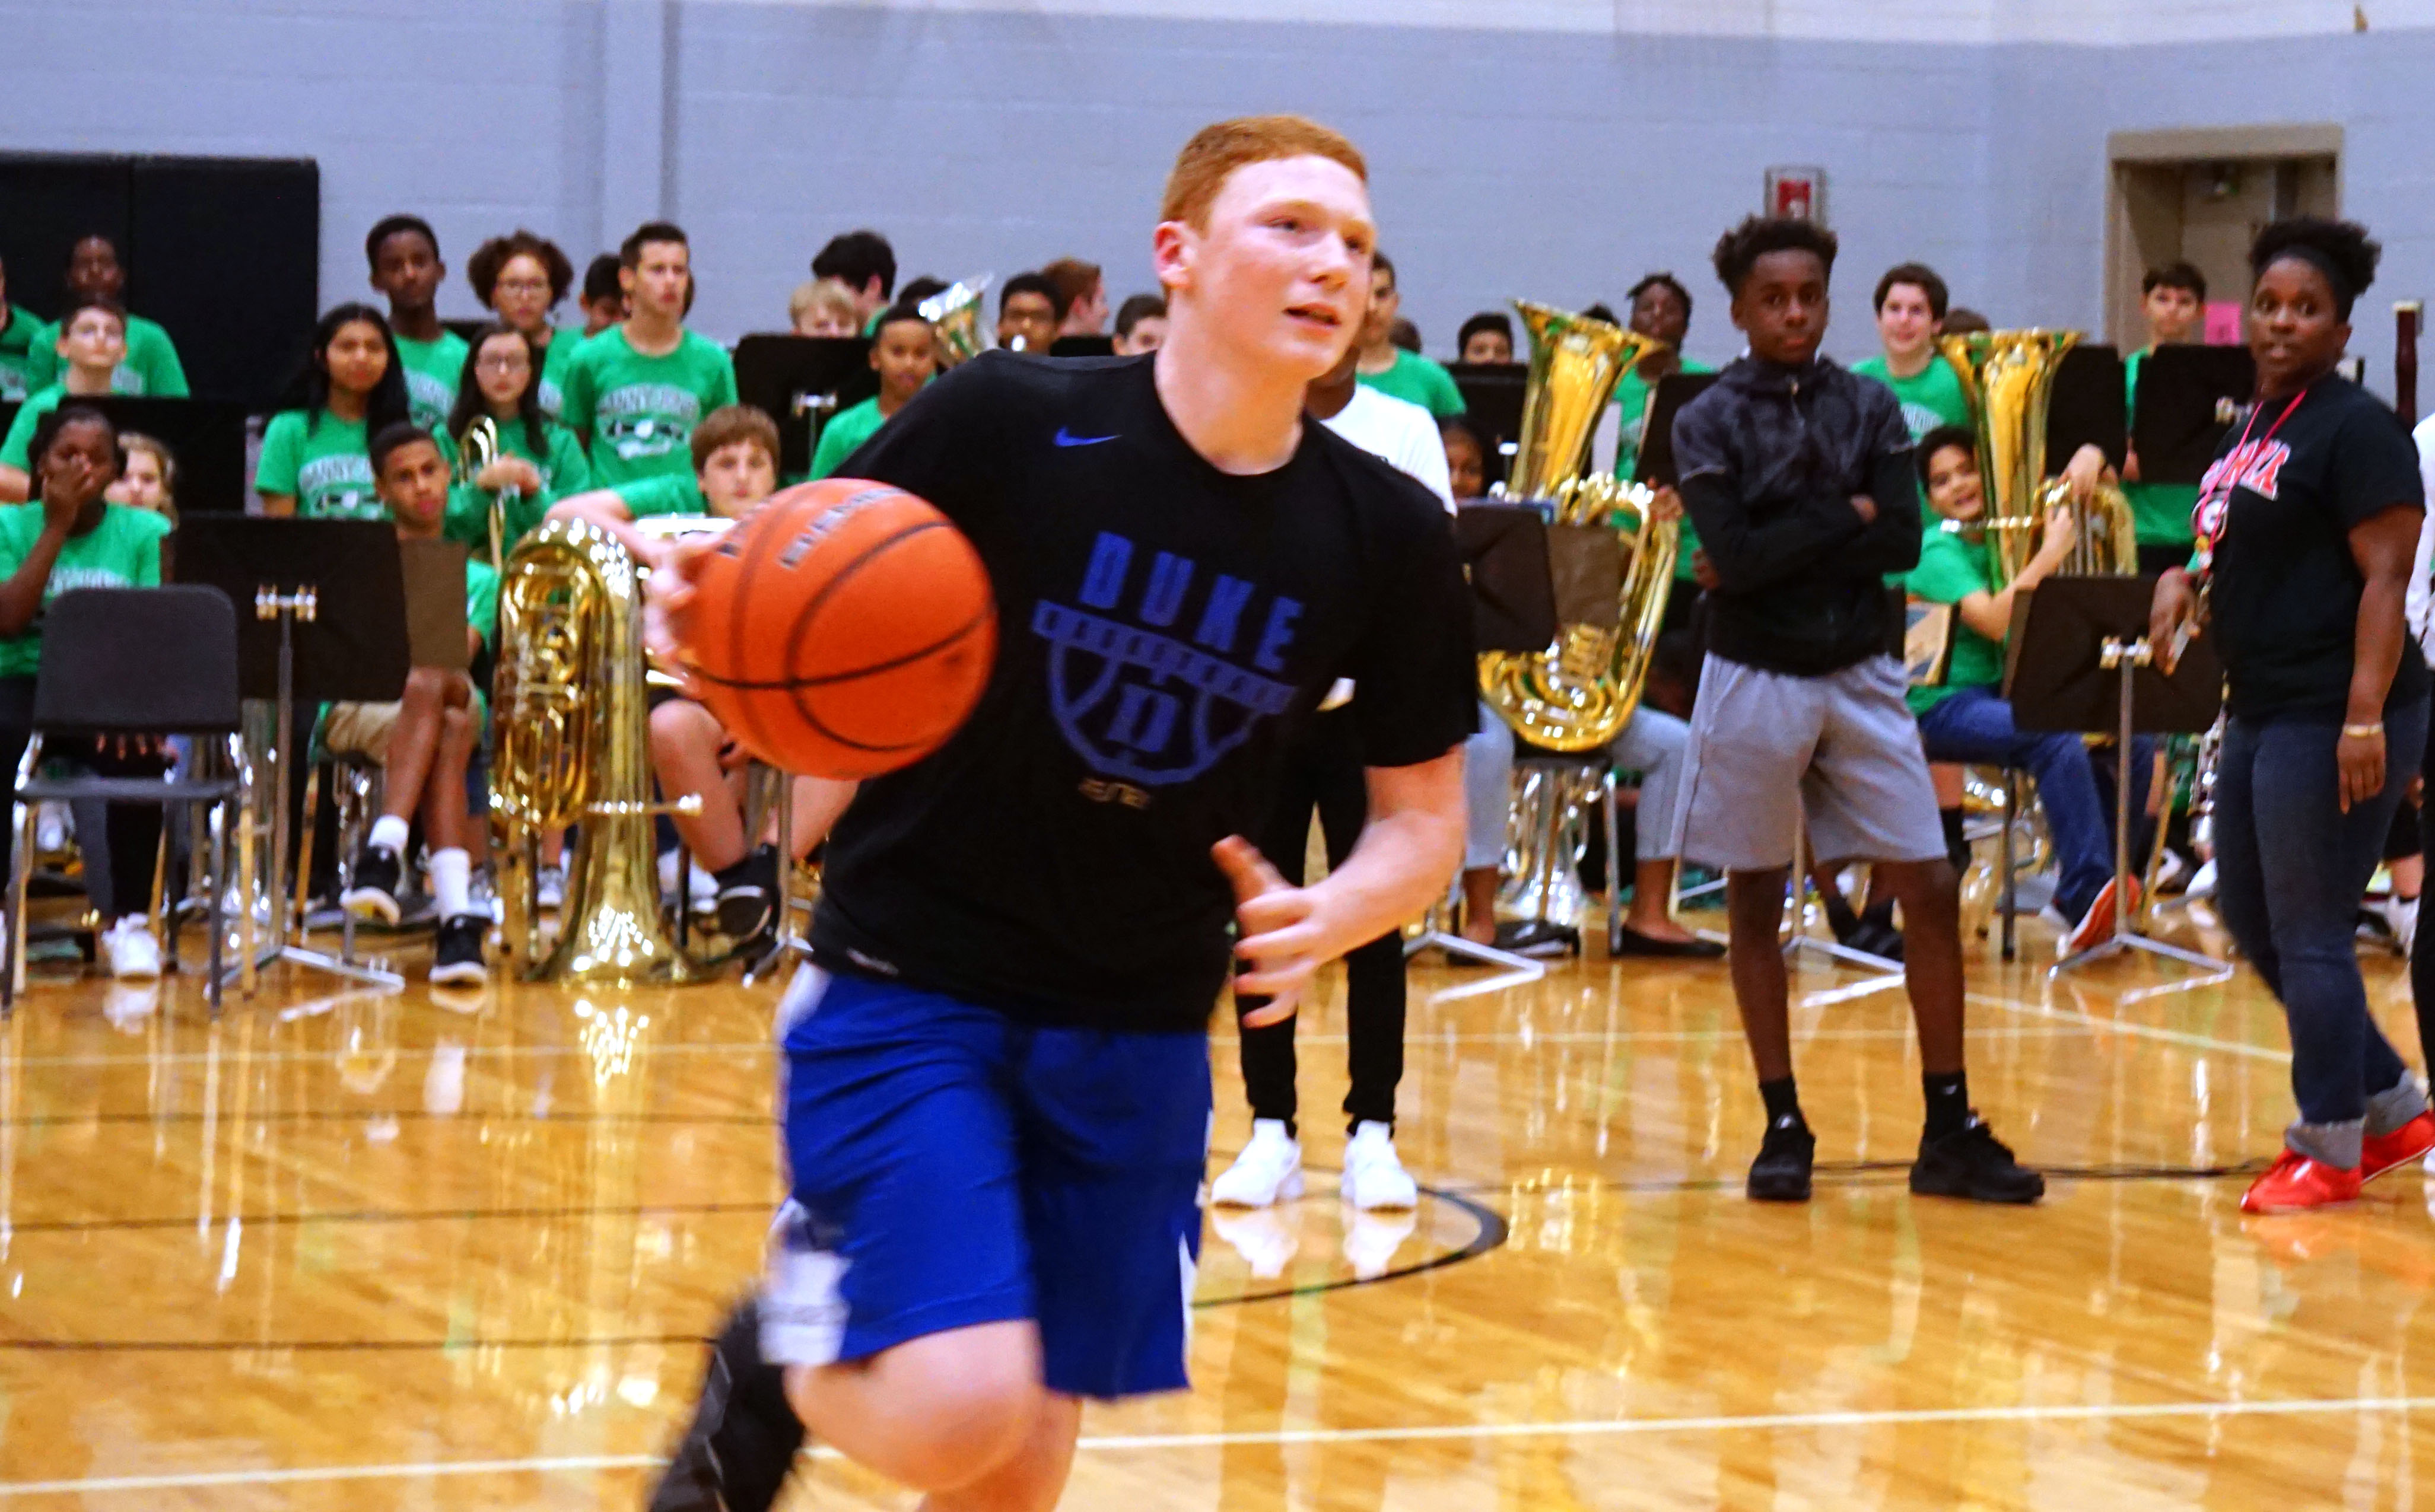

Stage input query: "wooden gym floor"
[{"left": 4, "top": 895, "right": 2434, "bottom": 1509}]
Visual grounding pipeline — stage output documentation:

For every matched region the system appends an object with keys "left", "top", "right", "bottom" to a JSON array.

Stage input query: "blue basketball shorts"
[{"left": 759, "top": 965, "right": 1211, "bottom": 1400}]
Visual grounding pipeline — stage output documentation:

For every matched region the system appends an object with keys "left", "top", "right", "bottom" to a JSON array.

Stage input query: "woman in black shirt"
[{"left": 2152, "top": 218, "right": 2433, "bottom": 1214}]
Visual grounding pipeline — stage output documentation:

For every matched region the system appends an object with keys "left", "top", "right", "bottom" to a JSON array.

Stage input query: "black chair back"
[{"left": 31, "top": 587, "right": 241, "bottom": 736}]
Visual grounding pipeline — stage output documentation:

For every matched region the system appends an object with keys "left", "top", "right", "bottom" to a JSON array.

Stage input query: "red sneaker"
[
  {"left": 2060, "top": 877, "right": 2142, "bottom": 957},
  {"left": 2241, "top": 1148, "right": 2363, "bottom": 1213},
  {"left": 2361, "top": 1112, "right": 2435, "bottom": 1183}
]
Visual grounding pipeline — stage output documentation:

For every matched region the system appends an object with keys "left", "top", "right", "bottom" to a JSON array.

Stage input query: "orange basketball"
[{"left": 679, "top": 479, "right": 997, "bottom": 779}]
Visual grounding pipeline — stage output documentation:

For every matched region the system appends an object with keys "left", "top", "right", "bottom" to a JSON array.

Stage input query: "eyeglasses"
[
  {"left": 494, "top": 278, "right": 552, "bottom": 295},
  {"left": 476, "top": 353, "right": 532, "bottom": 373}
]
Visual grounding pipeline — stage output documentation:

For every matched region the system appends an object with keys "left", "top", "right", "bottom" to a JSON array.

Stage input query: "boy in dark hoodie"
[{"left": 1667, "top": 215, "right": 2042, "bottom": 1208}]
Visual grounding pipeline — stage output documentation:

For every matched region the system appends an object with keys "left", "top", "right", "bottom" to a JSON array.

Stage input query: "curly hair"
[
  {"left": 467, "top": 229, "right": 576, "bottom": 308},
  {"left": 1627, "top": 271, "right": 1694, "bottom": 322},
  {"left": 2250, "top": 217, "right": 2379, "bottom": 320},
  {"left": 1711, "top": 216, "right": 1838, "bottom": 297}
]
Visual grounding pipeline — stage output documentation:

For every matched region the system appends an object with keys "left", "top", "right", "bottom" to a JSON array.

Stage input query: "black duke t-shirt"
[
  {"left": 2198, "top": 376, "right": 2430, "bottom": 721},
  {"left": 807, "top": 353, "right": 1477, "bottom": 1030}
]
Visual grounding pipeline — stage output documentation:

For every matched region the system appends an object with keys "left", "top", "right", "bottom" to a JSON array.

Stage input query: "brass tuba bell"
[
  {"left": 920, "top": 275, "right": 994, "bottom": 368},
  {"left": 1937, "top": 330, "right": 2138, "bottom": 581},
  {"left": 490, "top": 517, "right": 704, "bottom": 984},
  {"left": 1476, "top": 301, "right": 1679, "bottom": 752}
]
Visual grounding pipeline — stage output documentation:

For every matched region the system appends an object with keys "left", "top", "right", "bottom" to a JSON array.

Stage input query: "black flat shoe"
[{"left": 1609, "top": 924, "right": 1725, "bottom": 959}]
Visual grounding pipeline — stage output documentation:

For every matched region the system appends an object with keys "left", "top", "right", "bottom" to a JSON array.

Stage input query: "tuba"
[
  {"left": 920, "top": 275, "right": 994, "bottom": 368},
  {"left": 1937, "top": 330, "right": 2138, "bottom": 581},
  {"left": 1476, "top": 301, "right": 1679, "bottom": 752},
  {"left": 491, "top": 517, "right": 703, "bottom": 984}
]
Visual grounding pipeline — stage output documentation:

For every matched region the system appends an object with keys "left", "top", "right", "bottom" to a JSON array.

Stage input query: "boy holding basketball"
[{"left": 644, "top": 116, "right": 1475, "bottom": 1512}]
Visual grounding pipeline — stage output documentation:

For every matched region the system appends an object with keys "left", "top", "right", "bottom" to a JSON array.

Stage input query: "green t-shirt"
[
  {"left": 2121, "top": 348, "right": 2198, "bottom": 548},
  {"left": 24, "top": 314, "right": 187, "bottom": 397},
  {"left": 1611, "top": 358, "right": 1718, "bottom": 580},
  {"left": 256, "top": 410, "right": 381, "bottom": 520},
  {"left": 1903, "top": 526, "right": 2006, "bottom": 714},
  {"left": 0, "top": 385, "right": 66, "bottom": 473},
  {"left": 393, "top": 330, "right": 470, "bottom": 432},
  {"left": 613, "top": 473, "right": 707, "bottom": 519},
  {"left": 1357, "top": 349, "right": 1466, "bottom": 419},
  {"left": 1854, "top": 353, "right": 1972, "bottom": 441},
  {"left": 809, "top": 396, "right": 889, "bottom": 480},
  {"left": 561, "top": 327, "right": 739, "bottom": 488},
  {"left": 0, "top": 502, "right": 169, "bottom": 677},
  {"left": 536, "top": 327, "right": 586, "bottom": 421},
  {"left": 462, "top": 554, "right": 501, "bottom": 652},
  {"left": 0, "top": 305, "right": 40, "bottom": 402},
  {"left": 444, "top": 416, "right": 592, "bottom": 555}
]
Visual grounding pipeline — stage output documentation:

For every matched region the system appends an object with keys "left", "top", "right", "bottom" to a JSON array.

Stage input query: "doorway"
[{"left": 2105, "top": 124, "right": 2341, "bottom": 348}]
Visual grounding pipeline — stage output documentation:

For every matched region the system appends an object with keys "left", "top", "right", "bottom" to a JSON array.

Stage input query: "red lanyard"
[{"left": 2193, "top": 384, "right": 2310, "bottom": 571}]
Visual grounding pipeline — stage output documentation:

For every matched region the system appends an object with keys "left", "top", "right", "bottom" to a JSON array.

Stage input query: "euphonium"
[
  {"left": 1476, "top": 301, "right": 1678, "bottom": 752},
  {"left": 1937, "top": 330, "right": 2138, "bottom": 581},
  {"left": 456, "top": 415, "right": 508, "bottom": 568},
  {"left": 491, "top": 517, "right": 702, "bottom": 984},
  {"left": 920, "top": 275, "right": 994, "bottom": 367}
]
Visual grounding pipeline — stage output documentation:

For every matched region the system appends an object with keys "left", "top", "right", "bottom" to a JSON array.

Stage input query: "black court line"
[{"left": 0, "top": 1183, "right": 1511, "bottom": 1352}]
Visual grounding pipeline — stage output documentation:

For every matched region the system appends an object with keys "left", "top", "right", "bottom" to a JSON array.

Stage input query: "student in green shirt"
[
  {"left": 1353, "top": 252, "right": 1465, "bottom": 418},
  {"left": 560, "top": 222, "right": 739, "bottom": 490},
  {"left": 809, "top": 303, "right": 936, "bottom": 479},
  {"left": 551, "top": 403, "right": 778, "bottom": 563},
  {"left": 0, "top": 403, "right": 174, "bottom": 979},
  {"left": 468, "top": 230, "right": 581, "bottom": 421},
  {"left": 1854, "top": 262, "right": 1971, "bottom": 441},
  {"left": 255, "top": 304, "right": 412, "bottom": 520},
  {"left": 1602, "top": 272, "right": 1719, "bottom": 600},
  {"left": 21, "top": 236, "right": 189, "bottom": 400},
  {"left": 442, "top": 323, "right": 592, "bottom": 556},
  {"left": 327, "top": 422, "right": 497, "bottom": 985},
  {"left": 0, "top": 300, "right": 132, "bottom": 501},
  {"left": 2122, "top": 260, "right": 2208, "bottom": 576},
  {"left": 0, "top": 257, "right": 38, "bottom": 402},
  {"left": 364, "top": 215, "right": 469, "bottom": 431}
]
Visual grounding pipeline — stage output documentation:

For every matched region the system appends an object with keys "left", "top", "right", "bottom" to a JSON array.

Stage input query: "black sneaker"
[
  {"left": 1747, "top": 1115, "right": 1816, "bottom": 1202},
  {"left": 650, "top": 1297, "right": 805, "bottom": 1512},
  {"left": 341, "top": 843, "right": 404, "bottom": 925},
  {"left": 713, "top": 846, "right": 778, "bottom": 940},
  {"left": 429, "top": 913, "right": 487, "bottom": 985},
  {"left": 1911, "top": 1117, "right": 2045, "bottom": 1204}
]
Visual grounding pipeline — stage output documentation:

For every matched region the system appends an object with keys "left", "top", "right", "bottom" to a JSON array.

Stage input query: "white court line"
[
  {"left": 11, "top": 1395, "right": 2435, "bottom": 1494},
  {"left": 1968, "top": 992, "right": 2291, "bottom": 1064}
]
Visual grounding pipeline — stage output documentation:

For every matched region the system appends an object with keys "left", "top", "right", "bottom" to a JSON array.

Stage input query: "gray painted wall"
[{"left": 1, "top": 1, "right": 2426, "bottom": 389}]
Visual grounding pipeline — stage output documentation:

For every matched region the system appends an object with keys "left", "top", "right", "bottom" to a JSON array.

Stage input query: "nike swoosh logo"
[{"left": 1053, "top": 428, "right": 1120, "bottom": 447}]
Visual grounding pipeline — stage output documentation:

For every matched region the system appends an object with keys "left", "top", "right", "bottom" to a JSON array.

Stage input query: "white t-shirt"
[
  {"left": 1320, "top": 384, "right": 1455, "bottom": 513},
  {"left": 2411, "top": 412, "right": 2435, "bottom": 659}
]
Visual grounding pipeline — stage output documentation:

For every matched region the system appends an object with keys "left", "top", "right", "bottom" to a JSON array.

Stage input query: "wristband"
[{"left": 2342, "top": 722, "right": 2385, "bottom": 739}]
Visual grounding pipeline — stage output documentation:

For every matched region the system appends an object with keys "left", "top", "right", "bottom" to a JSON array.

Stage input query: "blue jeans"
[
  {"left": 1913, "top": 686, "right": 2154, "bottom": 922},
  {"left": 2214, "top": 698, "right": 2429, "bottom": 1129}
]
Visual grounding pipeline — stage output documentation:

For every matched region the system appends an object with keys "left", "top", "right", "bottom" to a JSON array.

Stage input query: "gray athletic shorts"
[{"left": 1667, "top": 652, "right": 1946, "bottom": 871}]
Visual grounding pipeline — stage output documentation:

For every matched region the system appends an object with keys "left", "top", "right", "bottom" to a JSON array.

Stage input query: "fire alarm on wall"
[{"left": 1765, "top": 167, "right": 1827, "bottom": 224}]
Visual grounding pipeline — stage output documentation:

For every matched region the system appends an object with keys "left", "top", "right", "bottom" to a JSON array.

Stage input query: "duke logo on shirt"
[{"left": 1034, "top": 531, "right": 1301, "bottom": 790}]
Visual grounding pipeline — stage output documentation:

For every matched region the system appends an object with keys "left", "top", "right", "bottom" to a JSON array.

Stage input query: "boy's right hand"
[{"left": 641, "top": 534, "right": 718, "bottom": 699}]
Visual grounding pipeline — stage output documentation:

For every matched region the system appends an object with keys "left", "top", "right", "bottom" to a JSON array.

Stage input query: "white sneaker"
[
  {"left": 2186, "top": 858, "right": 2217, "bottom": 899},
  {"left": 690, "top": 862, "right": 719, "bottom": 915},
  {"left": 535, "top": 864, "right": 565, "bottom": 911},
  {"left": 1339, "top": 1121, "right": 1418, "bottom": 1211},
  {"left": 2383, "top": 895, "right": 2420, "bottom": 957},
  {"left": 1210, "top": 1119, "right": 1304, "bottom": 1207},
  {"left": 102, "top": 916, "right": 161, "bottom": 980}
]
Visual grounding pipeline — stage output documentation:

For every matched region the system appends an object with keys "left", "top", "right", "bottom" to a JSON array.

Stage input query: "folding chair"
[{"left": 4, "top": 588, "right": 242, "bottom": 1016}]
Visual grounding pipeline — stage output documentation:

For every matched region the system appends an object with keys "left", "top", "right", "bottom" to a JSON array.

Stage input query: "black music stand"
[
  {"left": 2047, "top": 344, "right": 2126, "bottom": 473},
  {"left": 176, "top": 518, "right": 411, "bottom": 992},
  {"left": 1633, "top": 373, "right": 1722, "bottom": 488},
  {"left": 732, "top": 335, "right": 877, "bottom": 479},
  {"left": 1449, "top": 363, "right": 1525, "bottom": 491},
  {"left": 2134, "top": 346, "right": 2257, "bottom": 484},
  {"left": 88, "top": 397, "right": 251, "bottom": 514},
  {"left": 2005, "top": 575, "right": 2226, "bottom": 979},
  {"left": 1048, "top": 335, "right": 1115, "bottom": 359}
]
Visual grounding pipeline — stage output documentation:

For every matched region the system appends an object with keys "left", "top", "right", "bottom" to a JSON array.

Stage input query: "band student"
[
  {"left": 1668, "top": 215, "right": 2043, "bottom": 1208},
  {"left": 2150, "top": 217, "right": 2435, "bottom": 1215},
  {"left": 641, "top": 114, "right": 1475, "bottom": 1512}
]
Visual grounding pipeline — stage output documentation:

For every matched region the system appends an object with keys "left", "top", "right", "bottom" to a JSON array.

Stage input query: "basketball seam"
[
  {"left": 691, "top": 604, "right": 996, "bottom": 692},
  {"left": 780, "top": 518, "right": 955, "bottom": 749},
  {"left": 787, "top": 617, "right": 992, "bottom": 753}
]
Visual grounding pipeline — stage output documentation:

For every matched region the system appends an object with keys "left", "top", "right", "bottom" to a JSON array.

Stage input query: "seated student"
[
  {"left": 107, "top": 432, "right": 177, "bottom": 526},
  {"left": 24, "top": 236, "right": 187, "bottom": 398},
  {"left": 1854, "top": 262, "right": 1971, "bottom": 440},
  {"left": 552, "top": 406, "right": 788, "bottom": 935},
  {"left": 1607, "top": 273, "right": 1715, "bottom": 628},
  {"left": 808, "top": 304, "right": 934, "bottom": 479},
  {"left": 1111, "top": 293, "right": 1167, "bottom": 355},
  {"left": 444, "top": 322, "right": 592, "bottom": 555},
  {"left": 578, "top": 253, "right": 626, "bottom": 338},
  {"left": 256, "top": 305, "right": 412, "bottom": 519},
  {"left": 365, "top": 215, "right": 469, "bottom": 432},
  {"left": 0, "top": 405, "right": 174, "bottom": 979},
  {"left": 1040, "top": 257, "right": 1108, "bottom": 338},
  {"left": 1439, "top": 413, "right": 1487, "bottom": 498},
  {"left": 561, "top": 222, "right": 739, "bottom": 490},
  {"left": 0, "top": 256, "right": 36, "bottom": 401},
  {"left": 1458, "top": 311, "right": 1515, "bottom": 364},
  {"left": 1356, "top": 252, "right": 1466, "bottom": 417},
  {"left": 810, "top": 229, "right": 897, "bottom": 332},
  {"left": 994, "top": 272, "right": 1061, "bottom": 354},
  {"left": 1905, "top": 424, "right": 2155, "bottom": 953},
  {"left": 468, "top": 230, "right": 580, "bottom": 419},
  {"left": 2123, "top": 261, "right": 2207, "bottom": 578},
  {"left": 788, "top": 278, "right": 862, "bottom": 339},
  {"left": 332, "top": 423, "right": 498, "bottom": 985},
  {"left": 0, "top": 300, "right": 133, "bottom": 502}
]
